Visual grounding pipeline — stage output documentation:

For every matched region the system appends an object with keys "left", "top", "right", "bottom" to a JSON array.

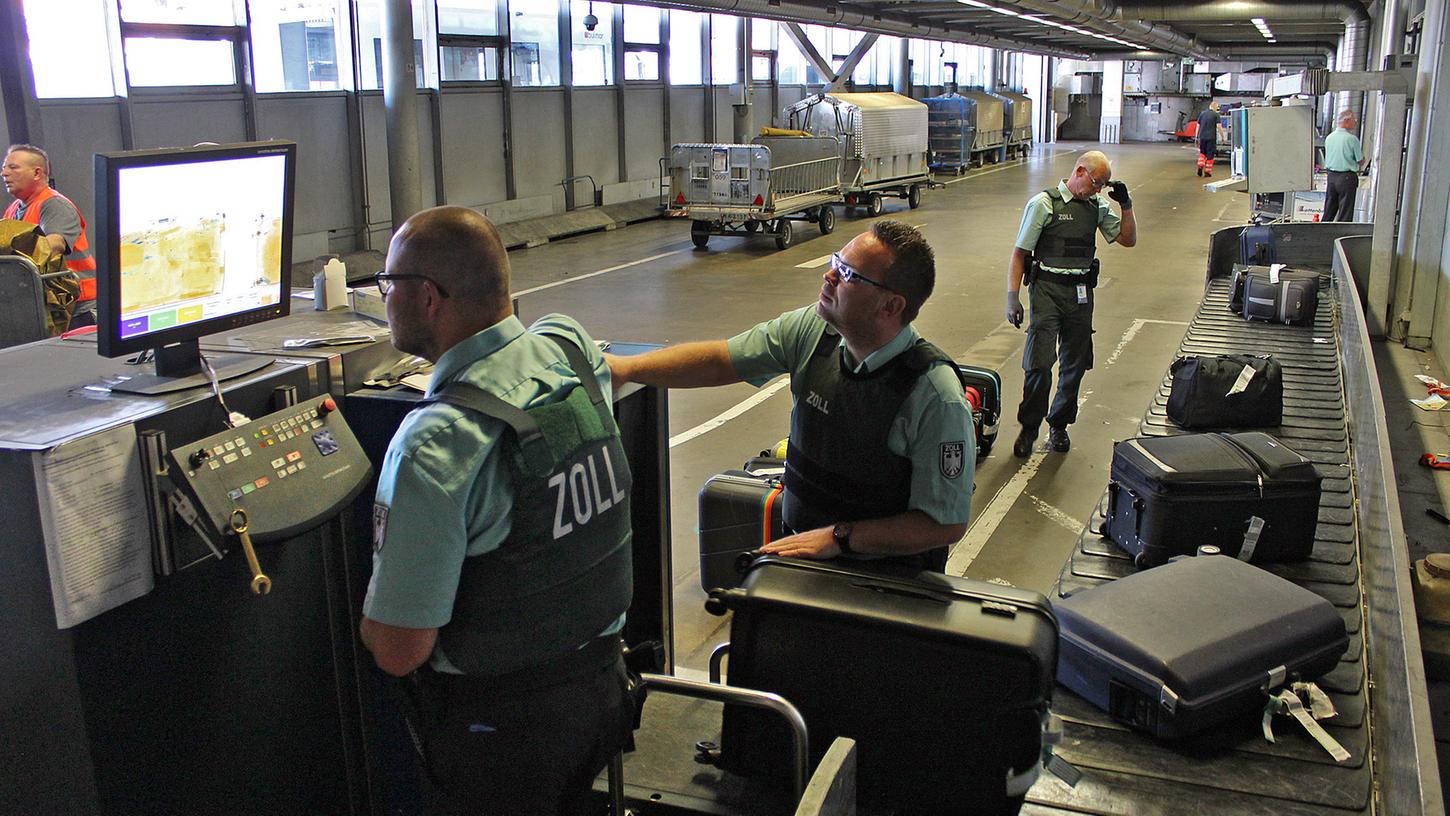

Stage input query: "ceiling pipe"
[
  {"left": 621, "top": 0, "right": 1090, "bottom": 58},
  {"left": 1000, "top": 0, "right": 1220, "bottom": 59}
]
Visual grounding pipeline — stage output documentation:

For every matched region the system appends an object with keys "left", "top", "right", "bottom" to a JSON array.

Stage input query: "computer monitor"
[{"left": 95, "top": 141, "right": 297, "bottom": 395}]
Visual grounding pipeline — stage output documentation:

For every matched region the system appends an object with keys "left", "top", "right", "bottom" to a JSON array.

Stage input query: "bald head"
[
  {"left": 1078, "top": 150, "right": 1110, "bottom": 177},
  {"left": 390, "top": 205, "right": 511, "bottom": 310}
]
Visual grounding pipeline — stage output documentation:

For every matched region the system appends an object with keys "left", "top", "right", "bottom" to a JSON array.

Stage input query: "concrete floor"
[{"left": 501, "top": 140, "right": 1252, "bottom": 673}]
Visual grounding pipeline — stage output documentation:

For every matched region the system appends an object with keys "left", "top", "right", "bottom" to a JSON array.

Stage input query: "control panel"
[{"left": 169, "top": 395, "right": 374, "bottom": 548}]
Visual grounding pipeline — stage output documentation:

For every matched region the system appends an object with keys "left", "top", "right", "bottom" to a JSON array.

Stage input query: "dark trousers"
[
  {"left": 412, "top": 648, "right": 632, "bottom": 816},
  {"left": 1018, "top": 279, "right": 1094, "bottom": 431},
  {"left": 1323, "top": 170, "right": 1358, "bottom": 222}
]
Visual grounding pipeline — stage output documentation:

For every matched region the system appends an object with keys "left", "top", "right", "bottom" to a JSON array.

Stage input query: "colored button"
[
  {"left": 228, "top": 488, "right": 243, "bottom": 500},
  {"left": 287, "top": 464, "right": 298, "bottom": 474},
  {"left": 222, "top": 452, "right": 238, "bottom": 464},
  {"left": 212, "top": 445, "right": 225, "bottom": 456},
  {"left": 254, "top": 477, "right": 270, "bottom": 489},
  {"left": 233, "top": 437, "right": 244, "bottom": 447},
  {"left": 224, "top": 441, "right": 235, "bottom": 452},
  {"left": 286, "top": 450, "right": 302, "bottom": 463},
  {"left": 208, "top": 460, "right": 221, "bottom": 470},
  {"left": 277, "top": 469, "right": 289, "bottom": 479},
  {"left": 271, "top": 458, "right": 285, "bottom": 469},
  {"left": 242, "top": 483, "right": 256, "bottom": 494},
  {"left": 240, "top": 448, "right": 252, "bottom": 457},
  {"left": 296, "top": 460, "right": 307, "bottom": 470},
  {"left": 311, "top": 420, "right": 323, "bottom": 430}
]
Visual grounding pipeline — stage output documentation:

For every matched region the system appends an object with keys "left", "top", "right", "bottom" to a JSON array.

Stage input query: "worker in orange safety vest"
[{"left": 3, "top": 143, "right": 97, "bottom": 323}]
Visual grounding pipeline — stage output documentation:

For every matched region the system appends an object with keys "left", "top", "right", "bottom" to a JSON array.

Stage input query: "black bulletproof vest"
[
  {"left": 1034, "top": 188, "right": 1099, "bottom": 272},
  {"left": 783, "top": 328, "right": 959, "bottom": 533},
  {"left": 423, "top": 334, "right": 632, "bottom": 677}
]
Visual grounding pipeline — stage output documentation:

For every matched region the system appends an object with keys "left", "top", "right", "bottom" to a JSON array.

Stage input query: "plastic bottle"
[{"left": 315, "top": 257, "right": 348, "bottom": 310}]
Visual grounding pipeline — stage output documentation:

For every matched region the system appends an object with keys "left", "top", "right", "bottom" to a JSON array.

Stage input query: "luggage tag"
[
  {"left": 1237, "top": 516, "right": 1265, "bottom": 562},
  {"left": 1076, "top": 284, "right": 1089, "bottom": 304},
  {"left": 1226, "top": 363, "right": 1258, "bottom": 396},
  {"left": 1268, "top": 263, "right": 1285, "bottom": 284},
  {"left": 1262, "top": 683, "right": 1351, "bottom": 764}
]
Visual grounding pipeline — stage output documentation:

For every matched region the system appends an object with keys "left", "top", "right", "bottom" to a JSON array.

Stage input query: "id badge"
[{"left": 1076, "top": 284, "right": 1089, "bottom": 304}]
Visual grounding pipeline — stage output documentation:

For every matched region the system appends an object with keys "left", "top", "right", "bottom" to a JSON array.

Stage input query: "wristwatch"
[{"left": 832, "top": 522, "right": 855, "bottom": 554}]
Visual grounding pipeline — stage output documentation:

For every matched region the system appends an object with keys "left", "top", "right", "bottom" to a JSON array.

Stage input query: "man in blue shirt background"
[{"left": 1322, "top": 109, "right": 1366, "bottom": 222}]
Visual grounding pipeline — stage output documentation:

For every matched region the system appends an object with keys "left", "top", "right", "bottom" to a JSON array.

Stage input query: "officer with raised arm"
[{"left": 1006, "top": 151, "right": 1137, "bottom": 457}]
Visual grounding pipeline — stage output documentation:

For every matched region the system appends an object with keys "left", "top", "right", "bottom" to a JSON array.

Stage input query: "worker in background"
[
  {"left": 609, "top": 221, "right": 973, "bottom": 571},
  {"left": 1195, "top": 101, "right": 1221, "bottom": 177},
  {"left": 1007, "top": 151, "right": 1137, "bottom": 457},
  {"left": 1322, "top": 109, "right": 1366, "bottom": 222},
  {"left": 360, "top": 206, "right": 633, "bottom": 816},
  {"left": 2, "top": 144, "right": 96, "bottom": 324}
]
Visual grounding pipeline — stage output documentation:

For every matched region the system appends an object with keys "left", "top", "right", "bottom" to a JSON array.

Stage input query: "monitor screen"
[{"left": 96, "top": 141, "right": 296, "bottom": 359}]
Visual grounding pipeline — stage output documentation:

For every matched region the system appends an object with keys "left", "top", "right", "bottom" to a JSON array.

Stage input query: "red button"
[{"left": 321, "top": 397, "right": 337, "bottom": 414}]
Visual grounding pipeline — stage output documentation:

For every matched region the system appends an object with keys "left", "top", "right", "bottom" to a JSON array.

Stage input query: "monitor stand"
[{"left": 109, "top": 339, "right": 272, "bottom": 396}]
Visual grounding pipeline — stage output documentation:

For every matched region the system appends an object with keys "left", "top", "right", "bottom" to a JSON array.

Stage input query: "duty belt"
[{"left": 1031, "top": 267, "right": 1092, "bottom": 287}]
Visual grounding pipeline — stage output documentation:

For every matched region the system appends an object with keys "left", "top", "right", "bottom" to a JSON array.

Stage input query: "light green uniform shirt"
[
  {"left": 1323, "top": 127, "right": 1363, "bottom": 173},
  {"left": 726, "top": 305, "right": 974, "bottom": 526},
  {"left": 1014, "top": 180, "right": 1122, "bottom": 274},
  {"left": 364, "top": 313, "right": 622, "bottom": 673}
]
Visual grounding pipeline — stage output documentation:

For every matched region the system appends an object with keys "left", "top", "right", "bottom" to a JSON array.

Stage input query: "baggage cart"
[
  {"left": 993, "top": 88, "right": 1035, "bottom": 157},
  {"left": 958, "top": 87, "right": 1007, "bottom": 164},
  {"left": 784, "top": 92, "right": 930, "bottom": 217},
  {"left": 924, "top": 93, "right": 978, "bottom": 175},
  {"left": 665, "top": 137, "right": 843, "bottom": 251}
]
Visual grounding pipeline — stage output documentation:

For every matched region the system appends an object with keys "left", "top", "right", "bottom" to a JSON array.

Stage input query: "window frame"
[{"left": 118, "top": 20, "right": 249, "bottom": 94}]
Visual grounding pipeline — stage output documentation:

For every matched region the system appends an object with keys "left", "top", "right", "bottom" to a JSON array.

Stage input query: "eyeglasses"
[
  {"left": 1087, "top": 173, "right": 1111, "bottom": 190},
  {"left": 829, "top": 253, "right": 895, "bottom": 292},
  {"left": 374, "top": 272, "right": 449, "bottom": 299}
]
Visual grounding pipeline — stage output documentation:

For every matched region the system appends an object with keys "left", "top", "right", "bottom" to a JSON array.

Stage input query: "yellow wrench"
[{"left": 228, "top": 508, "right": 272, "bottom": 595}]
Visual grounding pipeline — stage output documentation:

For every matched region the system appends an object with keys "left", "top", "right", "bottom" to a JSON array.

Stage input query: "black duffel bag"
[{"left": 1167, "top": 354, "right": 1283, "bottom": 428}]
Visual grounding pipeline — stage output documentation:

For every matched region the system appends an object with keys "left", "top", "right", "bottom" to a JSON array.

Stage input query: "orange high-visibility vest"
[{"left": 6, "top": 186, "right": 97, "bottom": 301}]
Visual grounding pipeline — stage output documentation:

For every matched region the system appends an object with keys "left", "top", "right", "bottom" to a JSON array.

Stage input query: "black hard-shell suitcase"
[
  {"left": 1106, "top": 432, "right": 1321, "bottom": 567},
  {"left": 1055, "top": 555, "right": 1348, "bottom": 738},
  {"left": 1239, "top": 224, "right": 1275, "bottom": 265},
  {"left": 711, "top": 557, "right": 1057, "bottom": 815},
  {"left": 958, "top": 363, "right": 1002, "bottom": 458},
  {"left": 697, "top": 472, "right": 783, "bottom": 591},
  {"left": 1167, "top": 354, "right": 1283, "bottom": 428},
  {"left": 1242, "top": 270, "right": 1319, "bottom": 326}
]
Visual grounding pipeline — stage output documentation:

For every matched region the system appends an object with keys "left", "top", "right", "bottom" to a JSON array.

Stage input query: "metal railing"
[{"left": 768, "top": 156, "right": 842, "bottom": 209}]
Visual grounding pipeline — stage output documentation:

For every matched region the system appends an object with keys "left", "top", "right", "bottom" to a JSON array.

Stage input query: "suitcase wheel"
[{"left": 1133, "top": 551, "right": 1149, "bottom": 569}]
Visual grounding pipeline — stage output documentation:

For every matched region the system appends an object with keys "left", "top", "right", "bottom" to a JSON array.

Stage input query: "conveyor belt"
[{"left": 1029, "top": 273, "right": 1373, "bottom": 815}]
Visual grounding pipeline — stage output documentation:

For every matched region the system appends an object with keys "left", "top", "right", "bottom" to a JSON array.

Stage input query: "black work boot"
[
  {"left": 1048, "top": 425, "right": 1071, "bottom": 453},
  {"left": 1013, "top": 426, "right": 1038, "bottom": 458}
]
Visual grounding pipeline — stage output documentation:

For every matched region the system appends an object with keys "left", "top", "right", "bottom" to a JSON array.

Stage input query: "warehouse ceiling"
[{"left": 640, "top": 1, "right": 1365, "bottom": 63}]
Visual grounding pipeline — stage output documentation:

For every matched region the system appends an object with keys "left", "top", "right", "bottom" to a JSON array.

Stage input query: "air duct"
[
  {"left": 1005, "top": 0, "right": 1220, "bottom": 59},
  {"left": 625, "top": 0, "right": 1090, "bottom": 58}
]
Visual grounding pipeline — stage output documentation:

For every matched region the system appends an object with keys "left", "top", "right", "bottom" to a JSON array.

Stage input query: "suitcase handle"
[
  {"left": 849, "top": 580, "right": 952, "bottom": 606},
  {"left": 1106, "top": 482, "right": 1144, "bottom": 539}
]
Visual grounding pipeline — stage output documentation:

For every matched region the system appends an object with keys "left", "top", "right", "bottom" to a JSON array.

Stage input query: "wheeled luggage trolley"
[
  {"left": 665, "top": 137, "right": 843, "bottom": 251},
  {"left": 784, "top": 92, "right": 929, "bottom": 217}
]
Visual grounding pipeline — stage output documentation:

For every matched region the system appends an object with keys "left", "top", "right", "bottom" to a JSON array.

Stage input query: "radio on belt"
[{"left": 169, "top": 394, "right": 373, "bottom": 594}]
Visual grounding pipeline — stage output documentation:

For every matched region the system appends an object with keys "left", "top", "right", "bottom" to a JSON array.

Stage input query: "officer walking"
[
  {"left": 360, "top": 206, "right": 633, "bottom": 815},
  {"left": 1322, "top": 109, "right": 1366, "bottom": 222},
  {"left": 1007, "top": 151, "right": 1138, "bottom": 457}
]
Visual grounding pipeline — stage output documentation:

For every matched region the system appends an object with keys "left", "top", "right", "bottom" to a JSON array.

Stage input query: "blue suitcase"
[
  {"left": 1054, "top": 555, "right": 1347, "bottom": 738},
  {"left": 1239, "top": 224, "right": 1275, "bottom": 265}
]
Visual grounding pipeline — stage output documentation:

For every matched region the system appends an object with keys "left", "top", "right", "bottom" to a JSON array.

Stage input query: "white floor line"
[
  {"left": 947, "top": 451, "right": 1047, "bottom": 575},
  {"left": 513, "top": 249, "right": 685, "bottom": 297},
  {"left": 1104, "top": 317, "right": 1190, "bottom": 367},
  {"left": 795, "top": 254, "right": 832, "bottom": 269},
  {"left": 669, "top": 377, "right": 790, "bottom": 448},
  {"left": 1029, "top": 495, "right": 1088, "bottom": 534}
]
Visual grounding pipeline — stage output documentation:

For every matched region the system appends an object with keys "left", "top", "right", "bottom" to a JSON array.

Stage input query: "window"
[
  {"left": 668, "top": 9, "right": 702, "bottom": 84},
  {"left": 355, "top": 0, "right": 429, "bottom": 90},
  {"left": 571, "top": 0, "right": 613, "bottom": 85},
  {"left": 777, "top": 25, "right": 805, "bottom": 85},
  {"left": 750, "top": 18, "right": 775, "bottom": 50},
  {"left": 622, "top": 4, "right": 658, "bottom": 44},
  {"left": 709, "top": 14, "right": 736, "bottom": 85},
  {"left": 438, "top": 0, "right": 502, "bottom": 82},
  {"left": 509, "top": 0, "right": 561, "bottom": 86},
  {"left": 439, "top": 0, "right": 500, "bottom": 35},
  {"left": 22, "top": 0, "right": 118, "bottom": 98},
  {"left": 910, "top": 39, "right": 927, "bottom": 85},
  {"left": 250, "top": 0, "right": 351, "bottom": 92},
  {"left": 125, "top": 37, "right": 237, "bottom": 86},
  {"left": 874, "top": 35, "right": 896, "bottom": 87},
  {"left": 803, "top": 24, "right": 829, "bottom": 84},
  {"left": 118, "top": 0, "right": 236, "bottom": 25}
]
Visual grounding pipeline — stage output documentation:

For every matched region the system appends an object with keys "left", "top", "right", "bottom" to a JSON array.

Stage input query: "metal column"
[
  {"left": 381, "top": 0, "right": 423, "bottom": 231},
  {"left": 894, "top": 37, "right": 910, "bottom": 97},
  {"left": 0, "top": 0, "right": 44, "bottom": 147}
]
